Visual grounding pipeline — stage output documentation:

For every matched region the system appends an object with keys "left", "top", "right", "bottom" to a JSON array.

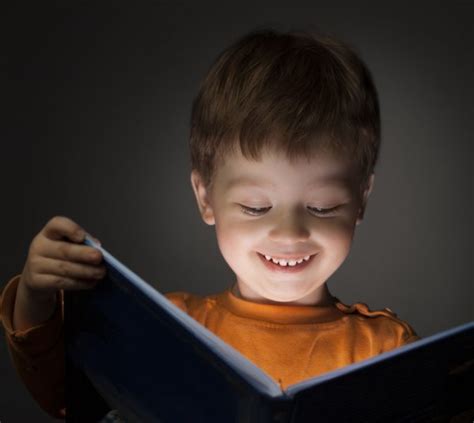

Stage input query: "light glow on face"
[{"left": 196, "top": 147, "right": 368, "bottom": 306}]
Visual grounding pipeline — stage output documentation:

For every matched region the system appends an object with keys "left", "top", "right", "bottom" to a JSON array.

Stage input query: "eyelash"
[{"left": 239, "top": 205, "right": 339, "bottom": 216}]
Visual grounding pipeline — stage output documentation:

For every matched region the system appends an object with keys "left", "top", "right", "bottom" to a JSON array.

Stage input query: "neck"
[{"left": 231, "top": 282, "right": 336, "bottom": 307}]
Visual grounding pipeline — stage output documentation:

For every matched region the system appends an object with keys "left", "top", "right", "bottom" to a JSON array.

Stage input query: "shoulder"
[
  {"left": 334, "top": 298, "right": 421, "bottom": 348},
  {"left": 335, "top": 298, "right": 402, "bottom": 320},
  {"left": 164, "top": 290, "right": 217, "bottom": 315}
]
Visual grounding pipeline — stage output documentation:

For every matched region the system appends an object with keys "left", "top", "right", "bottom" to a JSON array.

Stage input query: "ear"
[
  {"left": 356, "top": 173, "right": 375, "bottom": 226},
  {"left": 190, "top": 170, "right": 216, "bottom": 225}
]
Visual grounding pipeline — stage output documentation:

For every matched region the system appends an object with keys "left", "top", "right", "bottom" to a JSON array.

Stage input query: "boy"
[{"left": 0, "top": 28, "right": 420, "bottom": 420}]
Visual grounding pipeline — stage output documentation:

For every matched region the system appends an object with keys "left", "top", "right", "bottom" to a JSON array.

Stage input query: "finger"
[
  {"left": 42, "top": 216, "right": 86, "bottom": 243},
  {"left": 33, "top": 256, "right": 107, "bottom": 281},
  {"left": 91, "top": 237, "right": 102, "bottom": 246},
  {"left": 39, "top": 239, "right": 103, "bottom": 265}
]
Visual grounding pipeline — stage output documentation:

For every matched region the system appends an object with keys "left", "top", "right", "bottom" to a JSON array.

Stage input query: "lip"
[
  {"left": 257, "top": 252, "right": 316, "bottom": 273},
  {"left": 260, "top": 253, "right": 314, "bottom": 260}
]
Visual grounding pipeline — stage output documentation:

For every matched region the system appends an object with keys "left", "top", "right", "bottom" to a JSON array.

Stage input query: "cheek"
[
  {"left": 318, "top": 219, "right": 356, "bottom": 251},
  {"left": 214, "top": 218, "right": 259, "bottom": 260},
  {"left": 213, "top": 208, "right": 356, "bottom": 260}
]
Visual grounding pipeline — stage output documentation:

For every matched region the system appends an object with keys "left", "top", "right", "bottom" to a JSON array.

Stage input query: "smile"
[
  {"left": 263, "top": 254, "right": 311, "bottom": 265},
  {"left": 257, "top": 252, "right": 316, "bottom": 273}
]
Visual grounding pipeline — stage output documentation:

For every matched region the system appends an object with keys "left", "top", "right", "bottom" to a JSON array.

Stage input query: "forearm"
[
  {"left": 13, "top": 277, "right": 58, "bottom": 331},
  {"left": 1, "top": 274, "right": 66, "bottom": 419}
]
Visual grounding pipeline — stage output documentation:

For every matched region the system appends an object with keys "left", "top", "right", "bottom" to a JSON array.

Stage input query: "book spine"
[
  {"left": 270, "top": 399, "right": 294, "bottom": 423},
  {"left": 235, "top": 394, "right": 293, "bottom": 423}
]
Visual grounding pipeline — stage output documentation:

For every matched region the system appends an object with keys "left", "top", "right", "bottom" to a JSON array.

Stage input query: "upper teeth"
[{"left": 264, "top": 254, "right": 311, "bottom": 266}]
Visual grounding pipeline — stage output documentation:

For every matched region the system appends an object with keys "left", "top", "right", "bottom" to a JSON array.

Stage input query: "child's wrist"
[
  {"left": 13, "top": 277, "right": 58, "bottom": 332},
  {"left": 19, "top": 275, "right": 57, "bottom": 303}
]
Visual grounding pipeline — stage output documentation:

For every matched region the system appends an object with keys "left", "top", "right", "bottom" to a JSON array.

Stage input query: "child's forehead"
[
  {"left": 218, "top": 145, "right": 355, "bottom": 173},
  {"left": 215, "top": 146, "right": 360, "bottom": 191}
]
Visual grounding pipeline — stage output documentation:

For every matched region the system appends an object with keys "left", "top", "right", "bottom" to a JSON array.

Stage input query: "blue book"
[{"left": 64, "top": 235, "right": 474, "bottom": 422}]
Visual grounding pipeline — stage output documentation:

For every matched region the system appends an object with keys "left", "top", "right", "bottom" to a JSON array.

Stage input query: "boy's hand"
[{"left": 20, "top": 215, "right": 107, "bottom": 300}]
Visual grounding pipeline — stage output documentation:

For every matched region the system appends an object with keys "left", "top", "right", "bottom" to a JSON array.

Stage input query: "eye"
[
  {"left": 239, "top": 205, "right": 340, "bottom": 216},
  {"left": 308, "top": 206, "right": 340, "bottom": 216},
  {"left": 239, "top": 205, "right": 271, "bottom": 216}
]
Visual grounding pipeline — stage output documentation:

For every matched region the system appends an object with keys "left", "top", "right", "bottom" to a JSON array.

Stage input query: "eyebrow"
[
  {"left": 226, "top": 176, "right": 352, "bottom": 192},
  {"left": 227, "top": 177, "right": 275, "bottom": 189}
]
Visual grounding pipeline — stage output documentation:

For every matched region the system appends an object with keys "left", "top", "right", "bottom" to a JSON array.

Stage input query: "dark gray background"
[{"left": 1, "top": 1, "right": 472, "bottom": 421}]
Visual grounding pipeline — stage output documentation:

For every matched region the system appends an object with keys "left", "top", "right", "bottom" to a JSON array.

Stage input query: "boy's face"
[{"left": 191, "top": 146, "right": 374, "bottom": 306}]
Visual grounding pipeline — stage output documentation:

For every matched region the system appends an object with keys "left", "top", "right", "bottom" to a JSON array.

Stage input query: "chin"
[{"left": 260, "top": 285, "right": 308, "bottom": 303}]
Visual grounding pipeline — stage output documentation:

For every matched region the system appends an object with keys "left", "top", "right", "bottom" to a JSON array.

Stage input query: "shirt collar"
[{"left": 215, "top": 282, "right": 347, "bottom": 325}]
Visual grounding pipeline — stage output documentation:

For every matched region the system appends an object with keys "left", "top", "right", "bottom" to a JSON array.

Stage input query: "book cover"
[{"left": 64, "top": 235, "right": 474, "bottom": 422}]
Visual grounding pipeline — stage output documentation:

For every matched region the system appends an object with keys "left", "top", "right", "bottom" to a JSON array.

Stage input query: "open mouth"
[{"left": 257, "top": 252, "right": 316, "bottom": 273}]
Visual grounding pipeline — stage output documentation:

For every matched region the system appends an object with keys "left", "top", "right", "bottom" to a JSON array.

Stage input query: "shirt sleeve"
[
  {"left": 0, "top": 274, "right": 66, "bottom": 420},
  {"left": 402, "top": 334, "right": 422, "bottom": 345},
  {"left": 396, "top": 319, "right": 421, "bottom": 347}
]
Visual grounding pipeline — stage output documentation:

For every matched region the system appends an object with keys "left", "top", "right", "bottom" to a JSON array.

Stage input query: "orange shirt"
[{"left": 1, "top": 274, "right": 420, "bottom": 420}]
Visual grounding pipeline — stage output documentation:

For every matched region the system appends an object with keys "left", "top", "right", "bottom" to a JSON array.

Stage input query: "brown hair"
[{"left": 189, "top": 27, "right": 381, "bottom": 195}]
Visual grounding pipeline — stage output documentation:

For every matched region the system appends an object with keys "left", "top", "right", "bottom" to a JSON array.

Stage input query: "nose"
[{"left": 268, "top": 210, "right": 311, "bottom": 243}]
